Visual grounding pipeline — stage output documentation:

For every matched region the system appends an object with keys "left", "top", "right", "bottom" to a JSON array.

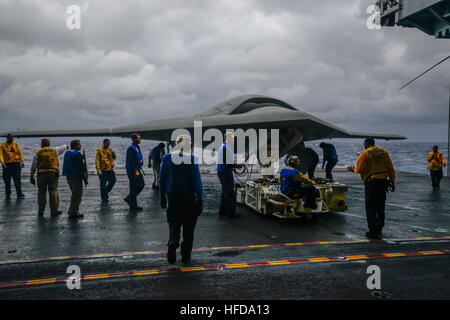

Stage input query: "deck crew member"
[
  {"left": 148, "top": 143, "right": 166, "bottom": 190},
  {"left": 62, "top": 140, "right": 88, "bottom": 219},
  {"left": 217, "top": 132, "right": 241, "bottom": 218},
  {"left": 96, "top": 139, "right": 117, "bottom": 203},
  {"left": 285, "top": 142, "right": 318, "bottom": 179},
  {"left": 159, "top": 135, "right": 203, "bottom": 264},
  {"left": 319, "top": 142, "right": 338, "bottom": 181},
  {"left": 427, "top": 145, "right": 446, "bottom": 191},
  {"left": 279, "top": 156, "right": 319, "bottom": 209},
  {"left": 124, "top": 133, "right": 145, "bottom": 212},
  {"left": 0, "top": 134, "right": 25, "bottom": 199},
  {"left": 350, "top": 138, "right": 395, "bottom": 239},
  {"left": 305, "top": 147, "right": 319, "bottom": 180},
  {"left": 30, "top": 139, "right": 68, "bottom": 216}
]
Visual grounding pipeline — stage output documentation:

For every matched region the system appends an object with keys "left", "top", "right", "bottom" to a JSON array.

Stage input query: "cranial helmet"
[
  {"left": 287, "top": 155, "right": 300, "bottom": 167},
  {"left": 175, "top": 134, "right": 192, "bottom": 149}
]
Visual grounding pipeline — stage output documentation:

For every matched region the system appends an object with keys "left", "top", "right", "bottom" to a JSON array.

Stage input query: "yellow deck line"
[
  {"left": 225, "top": 263, "right": 250, "bottom": 268},
  {"left": 26, "top": 278, "right": 56, "bottom": 285},
  {"left": 4, "top": 250, "right": 449, "bottom": 289},
  {"left": 267, "top": 260, "right": 291, "bottom": 265},
  {"left": 83, "top": 274, "right": 109, "bottom": 280},
  {"left": 133, "top": 270, "right": 159, "bottom": 276},
  {"left": 307, "top": 257, "right": 331, "bottom": 262},
  {"left": 1, "top": 236, "right": 449, "bottom": 266},
  {"left": 383, "top": 253, "right": 405, "bottom": 257},
  {"left": 345, "top": 255, "right": 368, "bottom": 260},
  {"left": 180, "top": 266, "right": 206, "bottom": 272},
  {"left": 419, "top": 250, "right": 443, "bottom": 255}
]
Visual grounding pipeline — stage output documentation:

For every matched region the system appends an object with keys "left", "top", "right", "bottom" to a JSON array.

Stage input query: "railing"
[{"left": 379, "top": 0, "right": 400, "bottom": 13}]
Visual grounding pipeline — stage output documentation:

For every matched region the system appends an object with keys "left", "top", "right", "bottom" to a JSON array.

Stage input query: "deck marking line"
[
  {"left": 1, "top": 236, "right": 449, "bottom": 266},
  {"left": 345, "top": 255, "right": 368, "bottom": 260},
  {"left": 83, "top": 274, "right": 109, "bottom": 280},
  {"left": 308, "top": 257, "right": 331, "bottom": 262},
  {"left": 225, "top": 263, "right": 250, "bottom": 268},
  {"left": 1, "top": 250, "right": 448, "bottom": 289},
  {"left": 133, "top": 270, "right": 159, "bottom": 276},
  {"left": 383, "top": 253, "right": 405, "bottom": 257},
  {"left": 180, "top": 266, "right": 206, "bottom": 272},
  {"left": 267, "top": 260, "right": 291, "bottom": 265},
  {"left": 26, "top": 278, "right": 57, "bottom": 285}
]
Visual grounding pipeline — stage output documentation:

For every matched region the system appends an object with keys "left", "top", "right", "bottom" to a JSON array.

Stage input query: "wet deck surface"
[{"left": 0, "top": 171, "right": 448, "bottom": 299}]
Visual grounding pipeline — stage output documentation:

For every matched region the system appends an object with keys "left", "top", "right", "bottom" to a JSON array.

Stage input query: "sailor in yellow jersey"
[
  {"left": 427, "top": 145, "right": 446, "bottom": 191},
  {"left": 95, "top": 139, "right": 117, "bottom": 203},
  {"left": 349, "top": 138, "right": 395, "bottom": 239},
  {"left": 30, "top": 139, "right": 69, "bottom": 216},
  {"left": 0, "top": 134, "right": 25, "bottom": 199}
]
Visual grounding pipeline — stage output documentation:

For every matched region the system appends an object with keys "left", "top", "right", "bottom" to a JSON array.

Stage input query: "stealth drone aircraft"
[{"left": 2, "top": 95, "right": 405, "bottom": 157}]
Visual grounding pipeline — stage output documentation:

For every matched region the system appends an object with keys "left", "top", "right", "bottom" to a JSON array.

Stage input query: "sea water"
[{"left": 14, "top": 137, "right": 449, "bottom": 175}]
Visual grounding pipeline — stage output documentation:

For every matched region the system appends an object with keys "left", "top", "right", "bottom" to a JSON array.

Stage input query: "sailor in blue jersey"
[
  {"left": 217, "top": 132, "right": 241, "bottom": 218},
  {"left": 305, "top": 147, "right": 319, "bottom": 180},
  {"left": 62, "top": 140, "right": 87, "bottom": 219},
  {"left": 319, "top": 142, "right": 338, "bottom": 181},
  {"left": 279, "top": 156, "right": 319, "bottom": 209},
  {"left": 159, "top": 135, "right": 203, "bottom": 264},
  {"left": 124, "top": 133, "right": 145, "bottom": 212}
]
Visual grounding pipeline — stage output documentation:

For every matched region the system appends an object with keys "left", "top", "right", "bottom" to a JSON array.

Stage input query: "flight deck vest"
[
  {"left": 63, "top": 150, "right": 82, "bottom": 178},
  {"left": 362, "top": 147, "right": 391, "bottom": 182},
  {"left": 427, "top": 151, "right": 445, "bottom": 171},
  {"left": 1, "top": 142, "right": 22, "bottom": 163},
  {"left": 97, "top": 147, "right": 115, "bottom": 171},
  {"left": 280, "top": 168, "right": 302, "bottom": 195},
  {"left": 36, "top": 147, "right": 59, "bottom": 173}
]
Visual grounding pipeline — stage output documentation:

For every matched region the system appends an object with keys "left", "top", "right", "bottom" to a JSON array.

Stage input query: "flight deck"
[{"left": 0, "top": 169, "right": 448, "bottom": 299}]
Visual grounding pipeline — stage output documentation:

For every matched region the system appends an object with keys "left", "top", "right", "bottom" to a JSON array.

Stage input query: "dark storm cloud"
[{"left": 0, "top": 0, "right": 448, "bottom": 141}]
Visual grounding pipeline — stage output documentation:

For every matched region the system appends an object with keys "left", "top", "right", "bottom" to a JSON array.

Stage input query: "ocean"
[{"left": 9, "top": 137, "right": 449, "bottom": 175}]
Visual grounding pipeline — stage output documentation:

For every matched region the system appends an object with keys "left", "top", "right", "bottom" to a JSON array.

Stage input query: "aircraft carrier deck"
[{"left": 0, "top": 169, "right": 448, "bottom": 300}]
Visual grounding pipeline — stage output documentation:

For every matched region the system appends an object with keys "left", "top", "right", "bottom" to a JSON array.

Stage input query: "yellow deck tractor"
[{"left": 236, "top": 177, "right": 348, "bottom": 219}]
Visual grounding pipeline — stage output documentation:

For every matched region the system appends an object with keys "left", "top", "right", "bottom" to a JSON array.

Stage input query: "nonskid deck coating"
[
  {"left": 0, "top": 171, "right": 448, "bottom": 261},
  {"left": 0, "top": 170, "right": 448, "bottom": 299}
]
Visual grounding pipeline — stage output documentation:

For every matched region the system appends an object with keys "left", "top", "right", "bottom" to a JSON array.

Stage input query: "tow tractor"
[{"left": 235, "top": 167, "right": 348, "bottom": 220}]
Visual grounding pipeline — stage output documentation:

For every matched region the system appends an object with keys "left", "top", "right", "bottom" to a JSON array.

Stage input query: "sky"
[{"left": 0, "top": 0, "right": 449, "bottom": 142}]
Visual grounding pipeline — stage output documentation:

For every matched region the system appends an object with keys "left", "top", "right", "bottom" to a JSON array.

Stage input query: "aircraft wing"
[
  {"left": 1, "top": 95, "right": 406, "bottom": 143},
  {"left": 330, "top": 130, "right": 406, "bottom": 140},
  {"left": 110, "top": 107, "right": 405, "bottom": 141},
  {"left": 0, "top": 128, "right": 113, "bottom": 138}
]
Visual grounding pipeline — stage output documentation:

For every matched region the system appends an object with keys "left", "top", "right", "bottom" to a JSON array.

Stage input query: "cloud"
[{"left": 0, "top": 0, "right": 449, "bottom": 141}]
